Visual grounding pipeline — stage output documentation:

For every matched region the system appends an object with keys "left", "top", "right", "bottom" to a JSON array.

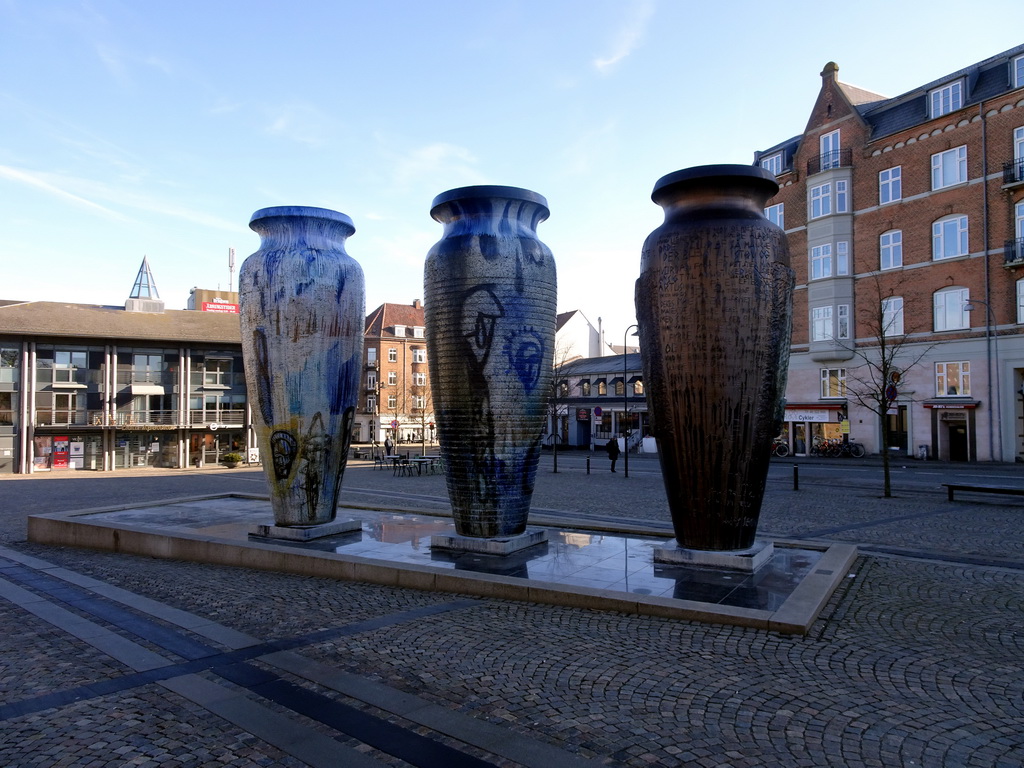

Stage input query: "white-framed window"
[
  {"left": 760, "top": 153, "right": 783, "bottom": 175},
  {"left": 929, "top": 80, "right": 963, "bottom": 118},
  {"left": 837, "top": 241, "right": 850, "bottom": 275},
  {"left": 837, "top": 304, "right": 850, "bottom": 339},
  {"left": 388, "top": 348, "right": 397, "bottom": 363},
  {"left": 810, "top": 183, "right": 832, "bottom": 218},
  {"left": 412, "top": 326, "right": 425, "bottom": 338},
  {"left": 882, "top": 296, "right": 905, "bottom": 336},
  {"left": 936, "top": 361, "right": 970, "bottom": 396},
  {"left": 811, "top": 244, "right": 832, "bottom": 280},
  {"left": 1017, "top": 279, "right": 1024, "bottom": 324},
  {"left": 812, "top": 306, "right": 833, "bottom": 341},
  {"left": 387, "top": 371, "right": 397, "bottom": 385},
  {"left": 387, "top": 394, "right": 397, "bottom": 409},
  {"left": 820, "top": 130, "right": 841, "bottom": 169},
  {"left": 597, "top": 380, "right": 607, "bottom": 396},
  {"left": 367, "top": 347, "right": 377, "bottom": 364},
  {"left": 1016, "top": 55, "right": 1024, "bottom": 88},
  {"left": 932, "top": 214, "right": 969, "bottom": 260},
  {"left": 765, "top": 203, "right": 784, "bottom": 228},
  {"left": 393, "top": 324, "right": 406, "bottom": 337},
  {"left": 879, "top": 166, "right": 902, "bottom": 204},
  {"left": 934, "top": 286, "right": 970, "bottom": 331},
  {"left": 581, "top": 381, "right": 591, "bottom": 396},
  {"left": 366, "top": 395, "right": 376, "bottom": 412},
  {"left": 412, "top": 395, "right": 426, "bottom": 410},
  {"left": 412, "top": 372, "right": 426, "bottom": 386},
  {"left": 880, "top": 230, "right": 903, "bottom": 270},
  {"left": 411, "top": 348, "right": 426, "bottom": 363},
  {"left": 1017, "top": 200, "right": 1024, "bottom": 239},
  {"left": 820, "top": 368, "right": 847, "bottom": 398},
  {"left": 931, "top": 145, "right": 967, "bottom": 189},
  {"left": 367, "top": 372, "right": 377, "bottom": 389},
  {"left": 835, "top": 180, "right": 849, "bottom": 213}
]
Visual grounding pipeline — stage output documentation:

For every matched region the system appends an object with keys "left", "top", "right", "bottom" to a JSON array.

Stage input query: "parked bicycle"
[
  {"left": 810, "top": 437, "right": 865, "bottom": 458},
  {"left": 771, "top": 438, "right": 790, "bottom": 457}
]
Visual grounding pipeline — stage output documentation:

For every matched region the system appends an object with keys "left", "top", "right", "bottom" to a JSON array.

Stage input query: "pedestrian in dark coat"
[{"left": 605, "top": 438, "right": 620, "bottom": 473}]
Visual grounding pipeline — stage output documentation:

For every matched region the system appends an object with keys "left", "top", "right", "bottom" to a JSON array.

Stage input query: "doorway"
[{"left": 948, "top": 422, "right": 969, "bottom": 461}]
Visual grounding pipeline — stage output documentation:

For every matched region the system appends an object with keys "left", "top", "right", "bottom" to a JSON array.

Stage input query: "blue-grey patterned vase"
[
  {"left": 425, "top": 186, "right": 556, "bottom": 538},
  {"left": 239, "top": 206, "right": 364, "bottom": 526}
]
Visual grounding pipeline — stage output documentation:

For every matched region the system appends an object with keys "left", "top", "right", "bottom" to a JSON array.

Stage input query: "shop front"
[
  {"left": 782, "top": 403, "right": 846, "bottom": 455},
  {"left": 924, "top": 400, "right": 979, "bottom": 462},
  {"left": 31, "top": 432, "right": 104, "bottom": 471}
]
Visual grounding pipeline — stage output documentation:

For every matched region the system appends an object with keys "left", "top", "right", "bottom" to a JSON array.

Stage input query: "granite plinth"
[
  {"left": 430, "top": 528, "right": 548, "bottom": 555},
  {"left": 653, "top": 539, "right": 775, "bottom": 572},
  {"left": 250, "top": 518, "right": 362, "bottom": 541}
]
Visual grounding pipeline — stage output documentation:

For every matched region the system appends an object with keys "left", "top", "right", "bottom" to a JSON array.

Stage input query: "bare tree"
[
  {"left": 547, "top": 342, "right": 576, "bottom": 474},
  {"left": 409, "top": 382, "right": 435, "bottom": 456},
  {"left": 842, "top": 273, "right": 933, "bottom": 497}
]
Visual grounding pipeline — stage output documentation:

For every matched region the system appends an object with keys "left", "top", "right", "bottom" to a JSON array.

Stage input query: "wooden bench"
[{"left": 942, "top": 483, "right": 1024, "bottom": 502}]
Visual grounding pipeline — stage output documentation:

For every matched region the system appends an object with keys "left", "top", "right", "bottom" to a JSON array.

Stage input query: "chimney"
[{"left": 413, "top": 299, "right": 422, "bottom": 309}]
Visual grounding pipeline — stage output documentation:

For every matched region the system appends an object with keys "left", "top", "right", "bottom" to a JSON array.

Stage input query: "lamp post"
[
  {"left": 371, "top": 361, "right": 388, "bottom": 451},
  {"left": 964, "top": 298, "right": 1003, "bottom": 461},
  {"left": 624, "top": 324, "right": 639, "bottom": 478}
]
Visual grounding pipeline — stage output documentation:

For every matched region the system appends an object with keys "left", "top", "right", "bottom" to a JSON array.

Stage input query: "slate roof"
[
  {"left": 0, "top": 300, "right": 241, "bottom": 345},
  {"left": 556, "top": 353, "right": 642, "bottom": 377}
]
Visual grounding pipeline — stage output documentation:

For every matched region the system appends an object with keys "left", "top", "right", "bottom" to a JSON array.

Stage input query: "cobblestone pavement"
[{"left": 1, "top": 457, "right": 1022, "bottom": 767}]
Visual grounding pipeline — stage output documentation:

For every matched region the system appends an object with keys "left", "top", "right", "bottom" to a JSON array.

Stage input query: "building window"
[
  {"left": 880, "top": 230, "right": 903, "bottom": 270},
  {"left": 820, "top": 368, "right": 847, "bottom": 398},
  {"left": 837, "top": 241, "right": 850, "bottom": 275},
  {"left": 558, "top": 380, "right": 569, "bottom": 397},
  {"left": 811, "top": 244, "right": 832, "bottom": 279},
  {"left": 387, "top": 394, "right": 397, "bottom": 410},
  {"left": 931, "top": 145, "right": 967, "bottom": 189},
  {"left": 614, "top": 380, "right": 624, "bottom": 396},
  {"left": 812, "top": 306, "right": 833, "bottom": 341},
  {"left": 393, "top": 325, "right": 406, "bottom": 337},
  {"left": 413, "top": 395, "right": 426, "bottom": 410},
  {"left": 597, "top": 381, "right": 607, "bottom": 396},
  {"left": 388, "top": 348, "right": 397, "bottom": 362},
  {"left": 929, "top": 81, "right": 963, "bottom": 118},
  {"left": 879, "top": 167, "right": 902, "bottom": 204},
  {"left": 837, "top": 304, "right": 850, "bottom": 340},
  {"left": 412, "top": 326, "right": 425, "bottom": 338},
  {"left": 936, "top": 361, "right": 970, "bottom": 396},
  {"left": 411, "top": 348, "right": 426, "bottom": 364},
  {"left": 633, "top": 380, "right": 644, "bottom": 395},
  {"left": 132, "top": 353, "right": 164, "bottom": 383},
  {"left": 810, "top": 183, "right": 832, "bottom": 218},
  {"left": 413, "top": 372, "right": 426, "bottom": 386},
  {"left": 1016, "top": 55, "right": 1024, "bottom": 88},
  {"left": 203, "top": 358, "right": 231, "bottom": 387},
  {"left": 882, "top": 297, "right": 904, "bottom": 336},
  {"left": 387, "top": 371, "right": 397, "bottom": 385},
  {"left": 760, "top": 153, "right": 783, "bottom": 175},
  {"left": 0, "top": 391, "right": 13, "bottom": 426},
  {"left": 367, "top": 347, "right": 377, "bottom": 364},
  {"left": 581, "top": 381, "right": 591, "bottom": 396},
  {"left": 934, "top": 286, "right": 970, "bottom": 331},
  {"left": 820, "top": 130, "right": 841, "bottom": 170},
  {"left": 54, "top": 350, "right": 87, "bottom": 384},
  {"left": 367, "top": 372, "right": 377, "bottom": 389},
  {"left": 835, "top": 180, "right": 848, "bottom": 213},
  {"left": 932, "top": 214, "right": 969, "bottom": 260},
  {"left": 1017, "top": 279, "right": 1024, "bottom": 324},
  {"left": 366, "top": 395, "right": 376, "bottom": 412},
  {"left": 0, "top": 347, "right": 18, "bottom": 383},
  {"left": 765, "top": 203, "right": 784, "bottom": 228}
]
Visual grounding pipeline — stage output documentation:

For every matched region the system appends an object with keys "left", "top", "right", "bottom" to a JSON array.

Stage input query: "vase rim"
[
  {"left": 249, "top": 206, "right": 355, "bottom": 232},
  {"left": 652, "top": 164, "right": 778, "bottom": 202},
  {"left": 430, "top": 185, "right": 549, "bottom": 214}
]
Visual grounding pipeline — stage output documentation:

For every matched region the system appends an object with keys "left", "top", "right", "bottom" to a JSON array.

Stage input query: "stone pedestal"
[
  {"left": 431, "top": 528, "right": 548, "bottom": 556},
  {"left": 653, "top": 539, "right": 774, "bottom": 572},
  {"left": 250, "top": 518, "right": 361, "bottom": 541}
]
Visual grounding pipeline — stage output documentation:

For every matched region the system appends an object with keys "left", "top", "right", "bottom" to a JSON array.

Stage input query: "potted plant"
[{"left": 221, "top": 452, "right": 243, "bottom": 469}]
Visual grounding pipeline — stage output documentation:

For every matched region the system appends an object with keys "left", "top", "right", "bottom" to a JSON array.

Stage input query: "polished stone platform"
[{"left": 26, "top": 493, "right": 857, "bottom": 634}]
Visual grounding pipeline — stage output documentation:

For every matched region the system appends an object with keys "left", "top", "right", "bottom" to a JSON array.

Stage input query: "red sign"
[
  {"left": 576, "top": 408, "right": 590, "bottom": 422},
  {"left": 52, "top": 436, "right": 70, "bottom": 469},
  {"left": 201, "top": 302, "right": 239, "bottom": 313}
]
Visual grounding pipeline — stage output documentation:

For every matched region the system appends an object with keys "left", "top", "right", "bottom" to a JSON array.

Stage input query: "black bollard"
[
  {"left": 793, "top": 464, "right": 799, "bottom": 491},
  {"left": 586, "top": 456, "right": 591, "bottom": 475}
]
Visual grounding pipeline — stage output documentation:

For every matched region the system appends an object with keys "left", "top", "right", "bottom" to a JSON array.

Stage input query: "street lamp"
[
  {"left": 964, "top": 298, "right": 1003, "bottom": 461},
  {"left": 623, "top": 324, "right": 639, "bottom": 478}
]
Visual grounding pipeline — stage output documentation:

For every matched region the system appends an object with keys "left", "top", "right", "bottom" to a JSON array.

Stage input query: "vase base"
[
  {"left": 250, "top": 519, "right": 362, "bottom": 541},
  {"left": 653, "top": 539, "right": 774, "bottom": 572},
  {"left": 430, "top": 528, "right": 548, "bottom": 556}
]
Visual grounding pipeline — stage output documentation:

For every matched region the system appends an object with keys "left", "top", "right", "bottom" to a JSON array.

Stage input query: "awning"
[
  {"left": 130, "top": 384, "right": 165, "bottom": 395},
  {"left": 922, "top": 399, "right": 979, "bottom": 409}
]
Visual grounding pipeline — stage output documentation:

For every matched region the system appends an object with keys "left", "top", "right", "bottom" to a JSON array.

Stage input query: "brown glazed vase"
[
  {"left": 635, "top": 165, "right": 793, "bottom": 551},
  {"left": 424, "top": 185, "right": 556, "bottom": 538}
]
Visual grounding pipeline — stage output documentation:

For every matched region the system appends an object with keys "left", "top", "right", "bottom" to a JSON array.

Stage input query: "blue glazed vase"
[
  {"left": 425, "top": 186, "right": 556, "bottom": 538},
  {"left": 239, "top": 206, "right": 365, "bottom": 526}
]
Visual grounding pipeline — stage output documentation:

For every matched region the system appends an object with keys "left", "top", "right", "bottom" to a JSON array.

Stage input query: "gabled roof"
[
  {"left": 0, "top": 301, "right": 241, "bottom": 344},
  {"left": 364, "top": 301, "right": 426, "bottom": 338},
  {"left": 556, "top": 352, "right": 642, "bottom": 376}
]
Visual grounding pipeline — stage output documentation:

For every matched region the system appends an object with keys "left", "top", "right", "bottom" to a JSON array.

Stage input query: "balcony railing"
[
  {"left": 33, "top": 410, "right": 248, "bottom": 428},
  {"left": 189, "top": 410, "right": 246, "bottom": 427},
  {"left": 1003, "top": 157, "right": 1024, "bottom": 185},
  {"left": 807, "top": 148, "right": 852, "bottom": 176},
  {"left": 1005, "top": 238, "right": 1024, "bottom": 266}
]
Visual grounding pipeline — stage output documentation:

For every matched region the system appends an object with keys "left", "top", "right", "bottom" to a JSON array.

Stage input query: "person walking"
[
  {"left": 384, "top": 436, "right": 394, "bottom": 457},
  {"left": 605, "top": 437, "right": 621, "bottom": 473}
]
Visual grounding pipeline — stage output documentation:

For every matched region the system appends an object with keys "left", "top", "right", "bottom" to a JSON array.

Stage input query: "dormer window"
[
  {"left": 393, "top": 324, "right": 406, "bottom": 337},
  {"left": 1015, "top": 55, "right": 1024, "bottom": 88},
  {"left": 760, "top": 153, "right": 783, "bottom": 176},
  {"left": 412, "top": 326, "right": 425, "bottom": 338},
  {"left": 929, "top": 80, "right": 963, "bottom": 118}
]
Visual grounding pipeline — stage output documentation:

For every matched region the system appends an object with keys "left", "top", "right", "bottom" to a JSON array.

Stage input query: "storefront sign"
[
  {"left": 201, "top": 300, "right": 239, "bottom": 313},
  {"left": 52, "top": 436, "right": 70, "bottom": 469},
  {"left": 576, "top": 408, "right": 590, "bottom": 422},
  {"left": 786, "top": 409, "right": 831, "bottom": 423}
]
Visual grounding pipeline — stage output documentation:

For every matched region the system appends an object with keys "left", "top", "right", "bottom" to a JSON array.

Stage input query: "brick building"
[
  {"left": 755, "top": 45, "right": 1024, "bottom": 461},
  {"left": 360, "top": 300, "right": 434, "bottom": 446}
]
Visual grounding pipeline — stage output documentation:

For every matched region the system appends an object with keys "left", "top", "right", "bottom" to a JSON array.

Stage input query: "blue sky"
[{"left": 2, "top": 0, "right": 1021, "bottom": 343}]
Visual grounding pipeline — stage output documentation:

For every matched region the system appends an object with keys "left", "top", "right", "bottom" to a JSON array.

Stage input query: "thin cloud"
[
  {"left": 0, "top": 165, "right": 128, "bottom": 220},
  {"left": 593, "top": 0, "right": 655, "bottom": 74},
  {"left": 389, "top": 142, "right": 487, "bottom": 190},
  {"left": 265, "top": 103, "right": 333, "bottom": 147}
]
